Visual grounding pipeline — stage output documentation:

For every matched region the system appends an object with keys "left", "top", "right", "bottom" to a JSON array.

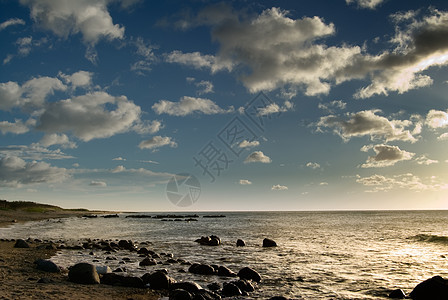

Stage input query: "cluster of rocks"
[
  {"left": 388, "top": 275, "right": 448, "bottom": 299},
  {"left": 194, "top": 236, "right": 277, "bottom": 248}
]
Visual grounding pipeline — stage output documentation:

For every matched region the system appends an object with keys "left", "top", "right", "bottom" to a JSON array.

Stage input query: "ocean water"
[{"left": 1, "top": 210, "right": 448, "bottom": 299}]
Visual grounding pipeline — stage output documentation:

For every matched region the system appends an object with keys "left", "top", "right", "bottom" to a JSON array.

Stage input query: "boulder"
[
  {"left": 232, "top": 279, "right": 255, "bottom": 292},
  {"left": 118, "top": 239, "right": 134, "bottom": 250},
  {"left": 236, "top": 239, "right": 246, "bottom": 247},
  {"left": 222, "top": 282, "right": 242, "bottom": 297},
  {"left": 14, "top": 239, "right": 30, "bottom": 248},
  {"left": 34, "top": 259, "right": 60, "bottom": 273},
  {"left": 170, "top": 282, "right": 202, "bottom": 294},
  {"left": 269, "top": 297, "right": 288, "bottom": 300},
  {"left": 188, "top": 263, "right": 216, "bottom": 275},
  {"left": 263, "top": 238, "right": 277, "bottom": 247},
  {"left": 68, "top": 263, "right": 100, "bottom": 284},
  {"left": 140, "top": 257, "right": 157, "bottom": 266},
  {"left": 217, "top": 266, "right": 237, "bottom": 277},
  {"left": 169, "top": 289, "right": 192, "bottom": 300},
  {"left": 141, "top": 271, "right": 176, "bottom": 290},
  {"left": 409, "top": 276, "right": 448, "bottom": 300},
  {"left": 195, "top": 289, "right": 222, "bottom": 300},
  {"left": 194, "top": 235, "right": 221, "bottom": 246},
  {"left": 101, "top": 273, "right": 144, "bottom": 288},
  {"left": 389, "top": 289, "right": 406, "bottom": 299},
  {"left": 207, "top": 282, "right": 221, "bottom": 291},
  {"left": 237, "top": 267, "right": 261, "bottom": 282}
]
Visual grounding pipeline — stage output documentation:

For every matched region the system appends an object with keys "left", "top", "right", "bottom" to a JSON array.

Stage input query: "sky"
[{"left": 0, "top": 0, "right": 448, "bottom": 211}]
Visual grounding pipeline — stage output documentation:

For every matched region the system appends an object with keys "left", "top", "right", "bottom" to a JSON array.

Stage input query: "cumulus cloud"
[
  {"left": 39, "top": 133, "right": 77, "bottom": 148},
  {"left": 271, "top": 184, "right": 288, "bottom": 190},
  {"left": 239, "top": 179, "right": 252, "bottom": 185},
  {"left": 37, "top": 91, "right": 143, "bottom": 141},
  {"left": 0, "top": 18, "right": 26, "bottom": 31},
  {"left": 356, "top": 173, "right": 448, "bottom": 192},
  {"left": 89, "top": 180, "right": 107, "bottom": 187},
  {"left": 415, "top": 155, "right": 439, "bottom": 165},
  {"left": 318, "top": 100, "right": 347, "bottom": 113},
  {"left": 306, "top": 162, "right": 321, "bottom": 169},
  {"left": 238, "top": 140, "right": 260, "bottom": 148},
  {"left": 317, "top": 109, "right": 418, "bottom": 143},
  {"left": 0, "top": 119, "right": 31, "bottom": 135},
  {"left": 138, "top": 136, "right": 177, "bottom": 150},
  {"left": 165, "top": 51, "right": 233, "bottom": 73},
  {"left": 244, "top": 151, "right": 271, "bottom": 163},
  {"left": 360, "top": 144, "right": 415, "bottom": 168},
  {"left": 257, "top": 101, "right": 293, "bottom": 116},
  {"left": 152, "top": 96, "right": 233, "bottom": 116},
  {"left": 0, "top": 145, "right": 74, "bottom": 161},
  {"left": 426, "top": 109, "right": 448, "bottom": 129},
  {"left": 58, "top": 71, "right": 93, "bottom": 88},
  {"left": 346, "top": 0, "right": 385, "bottom": 9},
  {"left": 0, "top": 155, "right": 69, "bottom": 187},
  {"left": 438, "top": 132, "right": 448, "bottom": 141}
]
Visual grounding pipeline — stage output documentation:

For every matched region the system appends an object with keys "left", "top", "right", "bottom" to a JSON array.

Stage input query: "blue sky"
[{"left": 1, "top": 0, "right": 448, "bottom": 211}]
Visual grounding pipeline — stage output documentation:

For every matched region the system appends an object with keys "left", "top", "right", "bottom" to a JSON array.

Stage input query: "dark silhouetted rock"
[
  {"left": 194, "top": 235, "right": 221, "bottom": 246},
  {"left": 14, "top": 239, "right": 30, "bottom": 248},
  {"left": 263, "top": 238, "right": 277, "bottom": 247},
  {"left": 118, "top": 239, "right": 134, "bottom": 250},
  {"left": 232, "top": 279, "right": 255, "bottom": 292},
  {"left": 269, "top": 297, "right": 288, "bottom": 300},
  {"left": 189, "top": 263, "right": 216, "bottom": 275},
  {"left": 113, "top": 267, "right": 125, "bottom": 273},
  {"left": 170, "top": 282, "right": 202, "bottom": 294},
  {"left": 238, "top": 267, "right": 261, "bottom": 282},
  {"left": 222, "top": 282, "right": 242, "bottom": 297},
  {"left": 409, "top": 276, "right": 448, "bottom": 300},
  {"left": 141, "top": 271, "right": 176, "bottom": 290},
  {"left": 217, "top": 266, "right": 237, "bottom": 277},
  {"left": 389, "top": 289, "right": 406, "bottom": 299},
  {"left": 140, "top": 257, "right": 157, "bottom": 266},
  {"left": 195, "top": 289, "right": 222, "bottom": 300},
  {"left": 68, "top": 263, "right": 100, "bottom": 284},
  {"left": 170, "top": 289, "right": 192, "bottom": 300},
  {"left": 137, "top": 247, "right": 151, "bottom": 255},
  {"left": 34, "top": 259, "right": 60, "bottom": 273},
  {"left": 236, "top": 239, "right": 246, "bottom": 247},
  {"left": 207, "top": 282, "right": 221, "bottom": 291},
  {"left": 101, "top": 273, "right": 144, "bottom": 288}
]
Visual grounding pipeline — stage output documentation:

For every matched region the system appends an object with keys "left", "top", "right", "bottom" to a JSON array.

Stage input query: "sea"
[{"left": 1, "top": 210, "right": 448, "bottom": 299}]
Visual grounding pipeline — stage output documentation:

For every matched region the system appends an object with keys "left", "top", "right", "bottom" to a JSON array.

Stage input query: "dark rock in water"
[
  {"left": 232, "top": 279, "right": 255, "bottom": 292},
  {"left": 34, "top": 259, "right": 60, "bottom": 273},
  {"left": 139, "top": 257, "right": 157, "bottom": 266},
  {"left": 37, "top": 277, "right": 54, "bottom": 284},
  {"left": 389, "top": 289, "right": 406, "bottom": 299},
  {"left": 118, "top": 239, "right": 135, "bottom": 250},
  {"left": 236, "top": 239, "right": 246, "bottom": 247},
  {"left": 103, "top": 214, "right": 119, "bottom": 218},
  {"left": 194, "top": 235, "right": 221, "bottom": 246},
  {"left": 170, "top": 282, "right": 202, "bottom": 294},
  {"left": 14, "top": 239, "right": 30, "bottom": 248},
  {"left": 263, "top": 238, "right": 277, "bottom": 247},
  {"left": 141, "top": 271, "right": 176, "bottom": 290},
  {"left": 137, "top": 247, "right": 151, "bottom": 255},
  {"left": 68, "top": 263, "right": 100, "bottom": 284},
  {"left": 269, "top": 297, "right": 288, "bottom": 300},
  {"left": 217, "top": 266, "right": 237, "bottom": 277},
  {"left": 409, "top": 276, "right": 448, "bottom": 300},
  {"left": 169, "top": 289, "right": 192, "bottom": 300},
  {"left": 101, "top": 273, "right": 144, "bottom": 288},
  {"left": 203, "top": 215, "right": 226, "bottom": 218},
  {"left": 207, "top": 282, "right": 221, "bottom": 291},
  {"left": 238, "top": 267, "right": 261, "bottom": 282},
  {"left": 222, "top": 282, "right": 242, "bottom": 297},
  {"left": 113, "top": 267, "right": 125, "bottom": 273},
  {"left": 195, "top": 289, "right": 222, "bottom": 300},
  {"left": 189, "top": 263, "right": 216, "bottom": 275}
]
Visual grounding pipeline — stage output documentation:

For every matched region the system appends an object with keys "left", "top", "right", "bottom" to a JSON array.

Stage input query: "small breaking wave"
[{"left": 411, "top": 234, "right": 448, "bottom": 245}]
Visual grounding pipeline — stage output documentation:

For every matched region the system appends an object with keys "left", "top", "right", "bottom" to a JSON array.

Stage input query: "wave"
[{"left": 411, "top": 234, "right": 448, "bottom": 245}]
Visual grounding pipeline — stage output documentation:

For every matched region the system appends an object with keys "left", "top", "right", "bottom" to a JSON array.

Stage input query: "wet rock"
[
  {"left": 68, "top": 263, "right": 100, "bottom": 284},
  {"left": 141, "top": 271, "right": 176, "bottom": 290},
  {"left": 237, "top": 267, "right": 261, "bottom": 282},
  {"left": 222, "top": 282, "right": 242, "bottom": 297},
  {"left": 217, "top": 266, "right": 237, "bottom": 277},
  {"left": 118, "top": 239, "right": 134, "bottom": 250},
  {"left": 388, "top": 289, "right": 406, "bottom": 299},
  {"left": 189, "top": 263, "right": 216, "bottom": 275},
  {"left": 195, "top": 289, "right": 222, "bottom": 300},
  {"left": 137, "top": 247, "right": 151, "bottom": 255},
  {"left": 236, "top": 239, "right": 246, "bottom": 247},
  {"left": 409, "top": 276, "right": 448, "bottom": 300},
  {"left": 207, "top": 282, "right": 221, "bottom": 291},
  {"left": 140, "top": 257, "right": 157, "bottom": 266},
  {"left": 263, "top": 238, "right": 277, "bottom": 247},
  {"left": 37, "top": 277, "right": 54, "bottom": 284},
  {"left": 14, "top": 239, "right": 30, "bottom": 248},
  {"left": 232, "top": 279, "right": 255, "bottom": 292},
  {"left": 101, "top": 273, "right": 145, "bottom": 288},
  {"left": 195, "top": 235, "right": 221, "bottom": 246},
  {"left": 170, "top": 282, "right": 202, "bottom": 294},
  {"left": 269, "top": 297, "right": 288, "bottom": 300},
  {"left": 170, "top": 289, "right": 193, "bottom": 300},
  {"left": 34, "top": 259, "right": 60, "bottom": 273}
]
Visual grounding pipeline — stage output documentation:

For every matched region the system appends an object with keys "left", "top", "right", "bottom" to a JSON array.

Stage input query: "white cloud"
[
  {"left": 0, "top": 119, "right": 31, "bottom": 135},
  {"left": 39, "top": 133, "right": 77, "bottom": 148},
  {"left": 165, "top": 50, "right": 233, "bottom": 73},
  {"left": 58, "top": 71, "right": 93, "bottom": 88},
  {"left": 271, "top": 184, "right": 288, "bottom": 190},
  {"left": 257, "top": 101, "right": 293, "bottom": 116},
  {"left": 318, "top": 100, "right": 347, "bottom": 113},
  {"left": 426, "top": 109, "right": 448, "bottom": 129},
  {"left": 415, "top": 155, "right": 439, "bottom": 165},
  {"left": 319, "top": 182, "right": 329, "bottom": 186},
  {"left": 239, "top": 140, "right": 260, "bottom": 148},
  {"left": 138, "top": 136, "right": 177, "bottom": 150},
  {"left": 132, "top": 120, "right": 163, "bottom": 134},
  {"left": 195, "top": 80, "right": 214, "bottom": 95},
  {"left": 317, "top": 110, "right": 418, "bottom": 143},
  {"left": 72, "top": 163, "right": 80, "bottom": 167},
  {"left": 112, "top": 157, "right": 126, "bottom": 161},
  {"left": 130, "top": 37, "right": 157, "bottom": 75},
  {"left": 111, "top": 165, "right": 126, "bottom": 173},
  {"left": 37, "top": 91, "right": 143, "bottom": 141},
  {"left": 361, "top": 144, "right": 415, "bottom": 168},
  {"left": 0, "top": 145, "right": 74, "bottom": 160},
  {"left": 152, "top": 96, "right": 233, "bottom": 116},
  {"left": 20, "top": 0, "right": 124, "bottom": 45},
  {"left": 346, "top": 0, "right": 385, "bottom": 9},
  {"left": 239, "top": 179, "right": 252, "bottom": 185},
  {"left": 356, "top": 173, "right": 448, "bottom": 192},
  {"left": 89, "top": 180, "right": 107, "bottom": 187},
  {"left": 139, "top": 160, "right": 159, "bottom": 164},
  {"left": 0, "top": 18, "right": 25, "bottom": 31},
  {"left": 244, "top": 151, "right": 271, "bottom": 164},
  {"left": 306, "top": 162, "right": 321, "bottom": 170},
  {"left": 438, "top": 132, "right": 448, "bottom": 141},
  {"left": 0, "top": 155, "right": 69, "bottom": 187}
]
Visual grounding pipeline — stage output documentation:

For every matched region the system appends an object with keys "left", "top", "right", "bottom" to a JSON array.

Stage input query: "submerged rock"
[
  {"left": 237, "top": 267, "right": 261, "bottom": 282},
  {"left": 194, "top": 235, "right": 221, "bottom": 246},
  {"left": 68, "top": 263, "right": 100, "bottom": 284},
  {"left": 263, "top": 238, "right": 277, "bottom": 247},
  {"left": 217, "top": 266, "right": 237, "bottom": 277},
  {"left": 170, "top": 289, "right": 192, "bottom": 300},
  {"left": 170, "top": 282, "right": 202, "bottom": 294},
  {"left": 222, "top": 282, "right": 242, "bottom": 297},
  {"left": 189, "top": 263, "right": 216, "bottom": 275},
  {"left": 389, "top": 288, "right": 406, "bottom": 299},
  {"left": 141, "top": 271, "right": 176, "bottom": 290},
  {"left": 236, "top": 239, "right": 246, "bottom": 247},
  {"left": 409, "top": 276, "right": 448, "bottom": 300},
  {"left": 101, "top": 273, "right": 144, "bottom": 288},
  {"left": 139, "top": 257, "right": 157, "bottom": 266}
]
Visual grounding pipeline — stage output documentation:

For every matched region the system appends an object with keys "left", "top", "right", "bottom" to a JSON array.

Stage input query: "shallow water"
[{"left": 1, "top": 210, "right": 448, "bottom": 299}]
